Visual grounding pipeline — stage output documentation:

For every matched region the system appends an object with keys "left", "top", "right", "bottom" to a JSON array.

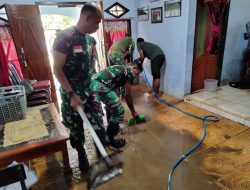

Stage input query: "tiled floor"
[
  {"left": 184, "top": 85, "right": 250, "bottom": 127},
  {"left": 25, "top": 84, "right": 250, "bottom": 190}
]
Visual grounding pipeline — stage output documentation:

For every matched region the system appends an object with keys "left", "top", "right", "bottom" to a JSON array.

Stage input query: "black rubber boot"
[
  {"left": 109, "top": 138, "right": 126, "bottom": 149},
  {"left": 107, "top": 123, "right": 126, "bottom": 149},
  {"left": 76, "top": 147, "right": 90, "bottom": 171},
  {"left": 70, "top": 135, "right": 89, "bottom": 171}
]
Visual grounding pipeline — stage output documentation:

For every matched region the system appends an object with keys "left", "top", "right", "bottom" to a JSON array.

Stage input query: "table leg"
[{"left": 61, "top": 142, "right": 71, "bottom": 173}]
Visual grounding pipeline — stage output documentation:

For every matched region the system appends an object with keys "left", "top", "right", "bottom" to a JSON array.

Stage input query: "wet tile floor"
[
  {"left": 29, "top": 84, "right": 250, "bottom": 190},
  {"left": 185, "top": 85, "right": 250, "bottom": 127}
]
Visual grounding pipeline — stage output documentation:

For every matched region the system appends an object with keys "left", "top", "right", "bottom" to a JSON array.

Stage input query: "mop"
[{"left": 77, "top": 107, "right": 123, "bottom": 190}]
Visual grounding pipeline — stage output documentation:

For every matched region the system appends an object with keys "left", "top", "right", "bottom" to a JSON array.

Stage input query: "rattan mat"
[{"left": 3, "top": 110, "right": 49, "bottom": 147}]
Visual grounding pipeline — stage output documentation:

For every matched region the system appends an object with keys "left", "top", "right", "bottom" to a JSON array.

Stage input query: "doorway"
[
  {"left": 191, "top": 0, "right": 230, "bottom": 92},
  {"left": 103, "top": 19, "right": 131, "bottom": 64},
  {"left": 37, "top": 2, "right": 106, "bottom": 109}
]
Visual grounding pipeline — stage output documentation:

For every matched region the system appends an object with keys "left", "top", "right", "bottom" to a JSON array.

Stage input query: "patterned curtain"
[
  {"left": 0, "top": 25, "right": 22, "bottom": 86},
  {"left": 0, "top": 39, "right": 11, "bottom": 86},
  {"left": 205, "top": 0, "right": 228, "bottom": 55},
  {"left": 104, "top": 20, "right": 128, "bottom": 51}
]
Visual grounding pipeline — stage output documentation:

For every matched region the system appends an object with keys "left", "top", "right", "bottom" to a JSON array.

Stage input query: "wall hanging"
[
  {"left": 164, "top": 0, "right": 181, "bottom": 18},
  {"left": 138, "top": 7, "right": 149, "bottom": 21},
  {"left": 151, "top": 7, "right": 162, "bottom": 23},
  {"left": 105, "top": 2, "right": 129, "bottom": 18}
]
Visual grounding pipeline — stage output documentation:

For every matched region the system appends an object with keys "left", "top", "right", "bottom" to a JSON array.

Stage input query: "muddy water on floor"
[{"left": 31, "top": 85, "right": 223, "bottom": 190}]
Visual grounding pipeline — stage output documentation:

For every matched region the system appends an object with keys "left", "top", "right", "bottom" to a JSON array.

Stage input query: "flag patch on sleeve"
[{"left": 73, "top": 45, "right": 83, "bottom": 53}]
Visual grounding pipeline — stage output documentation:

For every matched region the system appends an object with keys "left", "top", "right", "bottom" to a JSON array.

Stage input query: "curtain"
[
  {"left": 0, "top": 25, "right": 22, "bottom": 86},
  {"left": 6, "top": 40, "right": 22, "bottom": 77},
  {"left": 104, "top": 20, "right": 128, "bottom": 51},
  {"left": 0, "top": 39, "right": 11, "bottom": 86},
  {"left": 205, "top": 0, "right": 228, "bottom": 55}
]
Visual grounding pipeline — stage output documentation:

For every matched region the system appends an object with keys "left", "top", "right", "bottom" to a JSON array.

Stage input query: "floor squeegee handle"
[{"left": 77, "top": 106, "right": 108, "bottom": 158}]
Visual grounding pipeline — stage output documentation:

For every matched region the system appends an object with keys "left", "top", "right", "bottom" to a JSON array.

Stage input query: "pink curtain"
[
  {"left": 6, "top": 40, "right": 22, "bottom": 77},
  {"left": 205, "top": 0, "right": 228, "bottom": 55},
  {"left": 0, "top": 40, "right": 11, "bottom": 86},
  {"left": 105, "top": 31, "right": 127, "bottom": 51},
  {"left": 104, "top": 20, "right": 129, "bottom": 51},
  {"left": 0, "top": 25, "right": 22, "bottom": 86}
]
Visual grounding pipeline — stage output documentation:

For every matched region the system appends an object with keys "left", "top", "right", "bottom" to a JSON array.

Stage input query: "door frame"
[
  {"left": 103, "top": 18, "right": 132, "bottom": 52},
  {"left": 191, "top": 0, "right": 230, "bottom": 92},
  {"left": 216, "top": 1, "right": 231, "bottom": 85}
]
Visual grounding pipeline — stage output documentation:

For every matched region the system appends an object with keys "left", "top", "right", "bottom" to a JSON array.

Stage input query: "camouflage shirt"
[
  {"left": 109, "top": 36, "right": 135, "bottom": 54},
  {"left": 92, "top": 65, "right": 135, "bottom": 90},
  {"left": 53, "top": 26, "right": 96, "bottom": 88}
]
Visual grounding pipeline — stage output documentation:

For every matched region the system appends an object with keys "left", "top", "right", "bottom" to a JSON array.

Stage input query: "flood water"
[{"left": 30, "top": 84, "right": 250, "bottom": 190}]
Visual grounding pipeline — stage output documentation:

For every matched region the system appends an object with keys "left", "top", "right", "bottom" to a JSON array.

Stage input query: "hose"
[{"left": 142, "top": 69, "right": 219, "bottom": 190}]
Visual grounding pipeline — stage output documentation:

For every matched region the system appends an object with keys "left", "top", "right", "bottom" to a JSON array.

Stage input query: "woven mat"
[{"left": 3, "top": 110, "right": 49, "bottom": 147}]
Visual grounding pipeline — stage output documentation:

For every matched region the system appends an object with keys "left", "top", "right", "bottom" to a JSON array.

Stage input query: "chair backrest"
[
  {"left": 8, "top": 61, "right": 22, "bottom": 85},
  {"left": 0, "top": 164, "right": 27, "bottom": 190}
]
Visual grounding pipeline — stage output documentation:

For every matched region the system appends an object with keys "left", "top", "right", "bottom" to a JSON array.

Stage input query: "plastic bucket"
[{"left": 204, "top": 79, "right": 218, "bottom": 92}]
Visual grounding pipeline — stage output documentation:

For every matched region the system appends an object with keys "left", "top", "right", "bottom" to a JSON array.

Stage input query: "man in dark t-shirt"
[{"left": 137, "top": 38, "right": 165, "bottom": 96}]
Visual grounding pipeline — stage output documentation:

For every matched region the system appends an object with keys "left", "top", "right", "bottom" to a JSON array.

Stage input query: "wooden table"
[{"left": 0, "top": 104, "right": 70, "bottom": 172}]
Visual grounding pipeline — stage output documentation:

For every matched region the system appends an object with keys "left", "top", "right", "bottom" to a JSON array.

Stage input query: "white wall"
[
  {"left": 185, "top": 0, "right": 197, "bottom": 94},
  {"left": 5, "top": 0, "right": 249, "bottom": 99},
  {"left": 138, "top": 0, "right": 196, "bottom": 99},
  {"left": 1, "top": 0, "right": 196, "bottom": 99},
  {"left": 221, "top": 0, "right": 250, "bottom": 83},
  {"left": 0, "top": 0, "right": 93, "bottom": 4}
]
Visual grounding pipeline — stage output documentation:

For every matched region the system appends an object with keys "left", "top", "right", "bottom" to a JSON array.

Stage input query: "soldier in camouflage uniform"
[
  {"left": 107, "top": 36, "right": 135, "bottom": 98},
  {"left": 107, "top": 36, "right": 135, "bottom": 66},
  {"left": 89, "top": 35, "right": 100, "bottom": 73},
  {"left": 52, "top": 4, "right": 104, "bottom": 171},
  {"left": 89, "top": 62, "right": 142, "bottom": 148}
]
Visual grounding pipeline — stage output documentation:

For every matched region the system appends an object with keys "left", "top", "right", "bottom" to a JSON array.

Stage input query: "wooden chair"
[{"left": 0, "top": 164, "right": 27, "bottom": 190}]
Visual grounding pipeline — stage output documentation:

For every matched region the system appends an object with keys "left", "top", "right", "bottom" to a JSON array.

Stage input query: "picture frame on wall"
[
  {"left": 164, "top": 0, "right": 181, "bottom": 18},
  {"left": 138, "top": 6, "right": 149, "bottom": 21},
  {"left": 151, "top": 7, "right": 163, "bottom": 24}
]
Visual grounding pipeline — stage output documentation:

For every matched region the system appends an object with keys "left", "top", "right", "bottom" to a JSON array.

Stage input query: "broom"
[{"left": 77, "top": 106, "right": 123, "bottom": 190}]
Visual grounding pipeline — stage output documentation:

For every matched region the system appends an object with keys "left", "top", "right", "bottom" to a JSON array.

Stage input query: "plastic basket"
[{"left": 0, "top": 85, "right": 27, "bottom": 124}]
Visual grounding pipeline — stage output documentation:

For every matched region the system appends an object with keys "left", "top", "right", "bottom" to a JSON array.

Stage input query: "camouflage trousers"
[
  {"left": 89, "top": 80, "right": 125, "bottom": 138},
  {"left": 60, "top": 85, "right": 105, "bottom": 147},
  {"left": 107, "top": 52, "right": 126, "bottom": 97}
]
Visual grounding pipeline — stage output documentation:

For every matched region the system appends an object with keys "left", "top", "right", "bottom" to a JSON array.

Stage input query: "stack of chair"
[{"left": 8, "top": 61, "right": 51, "bottom": 107}]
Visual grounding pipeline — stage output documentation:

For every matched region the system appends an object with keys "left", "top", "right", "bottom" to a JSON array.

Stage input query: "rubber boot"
[
  {"left": 107, "top": 123, "right": 126, "bottom": 149},
  {"left": 76, "top": 146, "right": 90, "bottom": 171},
  {"left": 70, "top": 135, "right": 89, "bottom": 171}
]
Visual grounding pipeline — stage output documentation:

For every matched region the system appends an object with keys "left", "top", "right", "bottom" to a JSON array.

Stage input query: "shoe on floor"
[{"left": 109, "top": 138, "right": 126, "bottom": 149}]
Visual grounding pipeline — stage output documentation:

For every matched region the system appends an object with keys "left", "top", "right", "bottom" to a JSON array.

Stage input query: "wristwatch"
[{"left": 68, "top": 90, "right": 75, "bottom": 99}]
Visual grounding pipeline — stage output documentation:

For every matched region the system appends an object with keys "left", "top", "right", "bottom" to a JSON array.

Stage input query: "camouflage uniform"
[
  {"left": 53, "top": 27, "right": 105, "bottom": 147},
  {"left": 89, "top": 65, "right": 135, "bottom": 141},
  {"left": 107, "top": 37, "right": 135, "bottom": 97},
  {"left": 88, "top": 35, "right": 98, "bottom": 74}
]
